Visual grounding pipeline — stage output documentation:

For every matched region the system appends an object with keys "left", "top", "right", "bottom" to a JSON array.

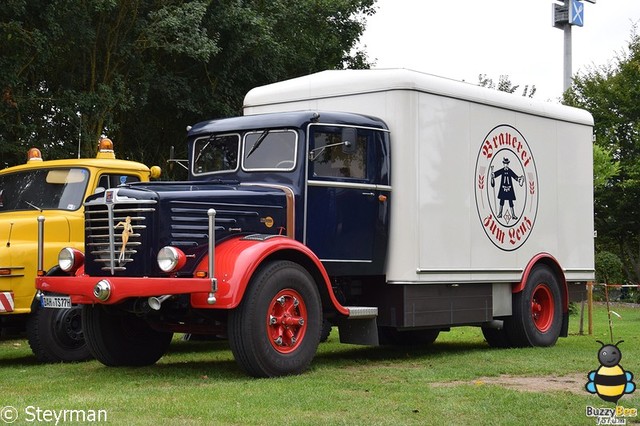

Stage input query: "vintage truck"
[
  {"left": 36, "top": 69, "right": 594, "bottom": 376},
  {"left": 0, "top": 139, "right": 159, "bottom": 361}
]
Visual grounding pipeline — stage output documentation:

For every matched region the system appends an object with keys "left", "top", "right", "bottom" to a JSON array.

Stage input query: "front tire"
[
  {"left": 228, "top": 261, "right": 322, "bottom": 377},
  {"left": 82, "top": 305, "right": 173, "bottom": 366},
  {"left": 26, "top": 305, "right": 92, "bottom": 362},
  {"left": 506, "top": 265, "right": 563, "bottom": 347}
]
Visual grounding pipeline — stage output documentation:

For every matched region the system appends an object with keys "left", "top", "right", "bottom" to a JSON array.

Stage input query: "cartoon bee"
[{"left": 585, "top": 340, "right": 636, "bottom": 403}]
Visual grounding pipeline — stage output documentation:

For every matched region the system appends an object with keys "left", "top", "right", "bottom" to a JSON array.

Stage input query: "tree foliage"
[
  {"left": 478, "top": 74, "right": 536, "bottom": 98},
  {"left": 595, "top": 251, "right": 625, "bottom": 285},
  {"left": 563, "top": 29, "right": 640, "bottom": 283},
  {"left": 0, "top": 0, "right": 375, "bottom": 174}
]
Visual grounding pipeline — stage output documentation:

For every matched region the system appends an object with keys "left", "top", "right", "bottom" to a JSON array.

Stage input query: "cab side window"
[
  {"left": 96, "top": 174, "right": 140, "bottom": 192},
  {"left": 310, "top": 128, "right": 366, "bottom": 180}
]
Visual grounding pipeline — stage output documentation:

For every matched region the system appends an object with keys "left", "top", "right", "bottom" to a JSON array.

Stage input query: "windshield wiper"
[
  {"left": 194, "top": 134, "right": 219, "bottom": 165},
  {"left": 246, "top": 130, "right": 270, "bottom": 158},
  {"left": 24, "top": 200, "right": 43, "bottom": 212}
]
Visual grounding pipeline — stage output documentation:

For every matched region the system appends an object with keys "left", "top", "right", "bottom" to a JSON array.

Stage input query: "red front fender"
[{"left": 190, "top": 235, "right": 349, "bottom": 315}]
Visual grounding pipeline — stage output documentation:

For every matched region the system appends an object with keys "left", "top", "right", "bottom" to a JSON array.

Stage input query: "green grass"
[{"left": 1, "top": 304, "right": 639, "bottom": 425}]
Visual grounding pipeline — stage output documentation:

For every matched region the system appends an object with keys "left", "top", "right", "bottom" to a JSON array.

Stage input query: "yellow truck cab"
[{"left": 0, "top": 138, "right": 160, "bottom": 362}]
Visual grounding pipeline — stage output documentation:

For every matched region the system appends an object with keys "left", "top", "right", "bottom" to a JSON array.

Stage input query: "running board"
[
  {"left": 346, "top": 306, "right": 378, "bottom": 318},
  {"left": 337, "top": 306, "right": 379, "bottom": 346}
]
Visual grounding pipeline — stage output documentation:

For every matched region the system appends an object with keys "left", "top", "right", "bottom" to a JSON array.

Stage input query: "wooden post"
[
  {"left": 587, "top": 281, "right": 593, "bottom": 335},
  {"left": 579, "top": 298, "right": 585, "bottom": 335}
]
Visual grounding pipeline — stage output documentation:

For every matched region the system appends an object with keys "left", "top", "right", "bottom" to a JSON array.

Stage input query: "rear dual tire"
[{"left": 484, "top": 265, "right": 562, "bottom": 348}]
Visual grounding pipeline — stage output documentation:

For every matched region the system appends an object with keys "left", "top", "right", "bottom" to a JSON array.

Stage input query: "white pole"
[{"left": 563, "top": 0, "right": 572, "bottom": 93}]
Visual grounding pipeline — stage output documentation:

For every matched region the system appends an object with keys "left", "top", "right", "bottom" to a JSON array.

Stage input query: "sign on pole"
[{"left": 569, "top": 0, "right": 584, "bottom": 27}]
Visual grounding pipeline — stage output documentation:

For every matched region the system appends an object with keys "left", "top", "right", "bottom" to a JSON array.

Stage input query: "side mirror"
[{"left": 341, "top": 128, "right": 357, "bottom": 154}]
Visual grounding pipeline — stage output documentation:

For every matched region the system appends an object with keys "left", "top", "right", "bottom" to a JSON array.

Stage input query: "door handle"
[{"left": 362, "top": 192, "right": 375, "bottom": 196}]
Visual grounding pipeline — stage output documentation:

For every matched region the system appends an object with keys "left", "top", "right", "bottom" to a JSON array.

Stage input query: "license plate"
[{"left": 41, "top": 295, "right": 72, "bottom": 309}]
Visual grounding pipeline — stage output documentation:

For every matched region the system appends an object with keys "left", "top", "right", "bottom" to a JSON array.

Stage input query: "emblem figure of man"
[
  {"left": 114, "top": 216, "right": 133, "bottom": 263},
  {"left": 491, "top": 158, "right": 524, "bottom": 220}
]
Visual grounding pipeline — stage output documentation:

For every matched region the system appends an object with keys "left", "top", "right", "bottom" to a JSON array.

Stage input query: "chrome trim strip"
[
  {"left": 320, "top": 259, "right": 373, "bottom": 263},
  {"left": 307, "top": 180, "right": 392, "bottom": 191},
  {"left": 388, "top": 280, "right": 512, "bottom": 285},
  {"left": 107, "top": 203, "right": 116, "bottom": 275},
  {"left": 240, "top": 183, "right": 295, "bottom": 238},
  {"left": 563, "top": 268, "right": 596, "bottom": 274},
  {"left": 416, "top": 268, "right": 524, "bottom": 274},
  {"left": 37, "top": 216, "right": 45, "bottom": 274}
]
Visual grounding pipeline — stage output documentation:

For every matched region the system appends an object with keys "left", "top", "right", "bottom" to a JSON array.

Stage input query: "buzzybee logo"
[{"left": 586, "top": 341, "right": 636, "bottom": 403}]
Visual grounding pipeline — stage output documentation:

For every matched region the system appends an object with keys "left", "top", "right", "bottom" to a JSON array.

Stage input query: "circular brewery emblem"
[{"left": 474, "top": 125, "right": 539, "bottom": 251}]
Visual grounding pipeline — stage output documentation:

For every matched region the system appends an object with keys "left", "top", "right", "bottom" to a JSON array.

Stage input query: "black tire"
[
  {"left": 481, "top": 326, "right": 511, "bottom": 348},
  {"left": 26, "top": 304, "right": 92, "bottom": 362},
  {"left": 378, "top": 327, "right": 440, "bottom": 346},
  {"left": 228, "top": 260, "right": 322, "bottom": 377},
  {"left": 82, "top": 305, "right": 173, "bottom": 366},
  {"left": 506, "top": 265, "right": 563, "bottom": 347}
]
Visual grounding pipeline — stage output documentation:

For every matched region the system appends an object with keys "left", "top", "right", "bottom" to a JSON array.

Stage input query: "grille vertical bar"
[{"left": 84, "top": 190, "right": 156, "bottom": 275}]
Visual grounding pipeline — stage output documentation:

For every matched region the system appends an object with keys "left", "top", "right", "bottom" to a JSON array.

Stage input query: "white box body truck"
[{"left": 37, "top": 69, "right": 594, "bottom": 376}]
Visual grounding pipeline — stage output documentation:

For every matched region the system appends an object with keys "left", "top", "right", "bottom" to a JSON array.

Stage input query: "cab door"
[{"left": 304, "top": 125, "right": 390, "bottom": 275}]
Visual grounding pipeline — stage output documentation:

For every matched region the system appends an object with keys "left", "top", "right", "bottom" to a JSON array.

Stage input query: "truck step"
[{"left": 345, "top": 306, "right": 378, "bottom": 319}]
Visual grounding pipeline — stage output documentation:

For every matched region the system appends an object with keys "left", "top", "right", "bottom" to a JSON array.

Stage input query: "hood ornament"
[{"left": 114, "top": 216, "right": 133, "bottom": 263}]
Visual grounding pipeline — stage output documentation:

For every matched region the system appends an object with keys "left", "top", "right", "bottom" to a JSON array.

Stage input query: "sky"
[{"left": 359, "top": 0, "right": 640, "bottom": 101}]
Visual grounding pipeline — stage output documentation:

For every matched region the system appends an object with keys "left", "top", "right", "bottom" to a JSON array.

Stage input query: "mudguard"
[
  {"left": 190, "top": 235, "right": 349, "bottom": 315},
  {"left": 514, "top": 252, "right": 568, "bottom": 312}
]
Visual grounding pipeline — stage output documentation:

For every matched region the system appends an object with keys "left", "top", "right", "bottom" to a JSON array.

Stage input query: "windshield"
[
  {"left": 192, "top": 134, "right": 240, "bottom": 175},
  {"left": 192, "top": 130, "right": 298, "bottom": 175},
  {"left": 0, "top": 168, "right": 90, "bottom": 212},
  {"left": 243, "top": 130, "right": 297, "bottom": 171}
]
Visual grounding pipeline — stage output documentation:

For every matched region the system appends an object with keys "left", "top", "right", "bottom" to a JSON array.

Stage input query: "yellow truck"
[{"left": 0, "top": 138, "right": 159, "bottom": 361}]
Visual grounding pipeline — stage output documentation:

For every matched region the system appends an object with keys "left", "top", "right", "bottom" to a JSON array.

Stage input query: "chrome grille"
[{"left": 84, "top": 190, "right": 156, "bottom": 275}]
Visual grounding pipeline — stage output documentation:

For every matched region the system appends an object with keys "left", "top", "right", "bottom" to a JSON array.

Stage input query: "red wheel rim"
[
  {"left": 531, "top": 284, "right": 554, "bottom": 332},
  {"left": 267, "top": 289, "right": 308, "bottom": 353}
]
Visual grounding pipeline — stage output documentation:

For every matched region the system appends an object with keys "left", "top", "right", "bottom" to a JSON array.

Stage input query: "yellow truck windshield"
[{"left": 0, "top": 168, "right": 90, "bottom": 212}]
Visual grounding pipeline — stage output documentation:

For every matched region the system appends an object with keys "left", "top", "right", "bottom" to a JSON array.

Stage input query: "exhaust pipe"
[{"left": 148, "top": 295, "right": 172, "bottom": 311}]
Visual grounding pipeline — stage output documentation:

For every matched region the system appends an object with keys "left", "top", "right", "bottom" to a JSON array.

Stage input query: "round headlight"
[
  {"left": 157, "top": 246, "right": 186, "bottom": 273},
  {"left": 58, "top": 248, "right": 84, "bottom": 273}
]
